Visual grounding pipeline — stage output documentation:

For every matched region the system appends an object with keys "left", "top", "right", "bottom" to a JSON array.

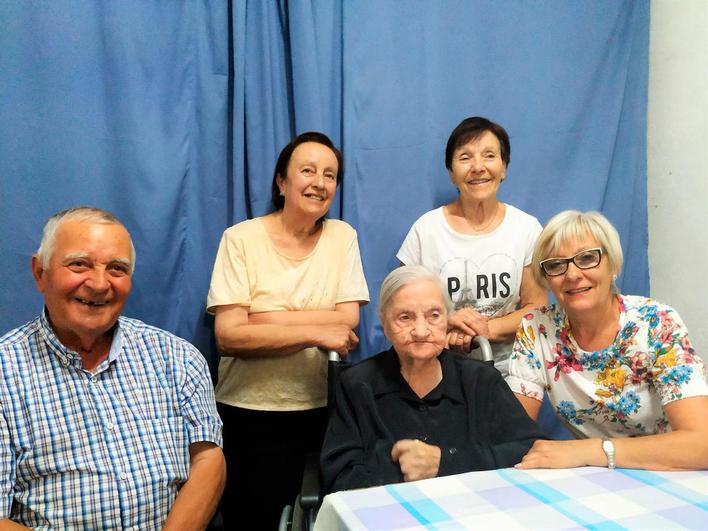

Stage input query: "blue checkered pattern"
[
  {"left": 315, "top": 466, "right": 708, "bottom": 530},
  {"left": 0, "top": 311, "right": 222, "bottom": 529}
]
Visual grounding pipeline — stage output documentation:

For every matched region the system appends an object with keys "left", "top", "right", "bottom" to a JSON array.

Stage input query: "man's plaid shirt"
[{"left": 0, "top": 311, "right": 222, "bottom": 529}]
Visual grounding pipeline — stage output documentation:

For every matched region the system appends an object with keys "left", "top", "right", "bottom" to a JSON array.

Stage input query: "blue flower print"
[
  {"left": 608, "top": 391, "right": 641, "bottom": 416},
  {"left": 659, "top": 365, "right": 693, "bottom": 386},
  {"left": 557, "top": 400, "right": 584, "bottom": 425}
]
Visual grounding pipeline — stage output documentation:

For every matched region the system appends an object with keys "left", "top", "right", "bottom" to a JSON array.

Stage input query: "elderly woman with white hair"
[
  {"left": 507, "top": 210, "right": 708, "bottom": 470},
  {"left": 320, "top": 266, "right": 545, "bottom": 493}
]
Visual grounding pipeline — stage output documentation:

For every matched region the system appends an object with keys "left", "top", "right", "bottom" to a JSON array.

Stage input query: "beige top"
[{"left": 207, "top": 217, "right": 370, "bottom": 411}]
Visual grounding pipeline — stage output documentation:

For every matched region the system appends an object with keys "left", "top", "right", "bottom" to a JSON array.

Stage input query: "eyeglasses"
[{"left": 539, "top": 248, "right": 604, "bottom": 277}]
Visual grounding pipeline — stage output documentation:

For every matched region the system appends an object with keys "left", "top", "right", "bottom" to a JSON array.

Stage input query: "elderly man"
[
  {"left": 0, "top": 207, "right": 224, "bottom": 530},
  {"left": 320, "top": 265, "right": 545, "bottom": 493}
]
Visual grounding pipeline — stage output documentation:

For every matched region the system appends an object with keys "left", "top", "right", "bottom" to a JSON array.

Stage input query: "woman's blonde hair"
[{"left": 532, "top": 210, "right": 623, "bottom": 289}]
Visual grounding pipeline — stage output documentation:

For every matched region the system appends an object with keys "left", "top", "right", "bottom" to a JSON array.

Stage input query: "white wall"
[{"left": 648, "top": 0, "right": 708, "bottom": 361}]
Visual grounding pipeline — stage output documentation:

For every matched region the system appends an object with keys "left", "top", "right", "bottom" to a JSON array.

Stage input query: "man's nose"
[{"left": 85, "top": 268, "right": 110, "bottom": 291}]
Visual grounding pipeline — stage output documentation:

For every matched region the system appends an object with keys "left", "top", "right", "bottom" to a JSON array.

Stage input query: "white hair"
[
  {"left": 36, "top": 206, "right": 136, "bottom": 272},
  {"left": 378, "top": 265, "right": 453, "bottom": 319}
]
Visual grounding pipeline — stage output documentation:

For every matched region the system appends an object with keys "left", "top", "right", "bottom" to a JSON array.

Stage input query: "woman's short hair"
[
  {"left": 270, "top": 131, "right": 344, "bottom": 211},
  {"left": 36, "top": 206, "right": 136, "bottom": 272},
  {"left": 445, "top": 116, "right": 511, "bottom": 170},
  {"left": 532, "top": 210, "right": 623, "bottom": 288},
  {"left": 379, "top": 265, "right": 454, "bottom": 320}
]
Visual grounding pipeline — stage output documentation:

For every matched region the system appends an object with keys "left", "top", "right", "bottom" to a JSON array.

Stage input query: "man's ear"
[{"left": 31, "top": 255, "right": 46, "bottom": 292}]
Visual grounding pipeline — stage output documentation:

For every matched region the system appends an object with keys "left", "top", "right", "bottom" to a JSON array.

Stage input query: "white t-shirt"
[
  {"left": 207, "top": 217, "right": 370, "bottom": 411},
  {"left": 396, "top": 204, "right": 541, "bottom": 375}
]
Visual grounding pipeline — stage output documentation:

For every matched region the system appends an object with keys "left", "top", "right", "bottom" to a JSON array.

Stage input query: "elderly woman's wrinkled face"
[
  {"left": 545, "top": 234, "right": 614, "bottom": 316},
  {"left": 383, "top": 279, "right": 448, "bottom": 363}
]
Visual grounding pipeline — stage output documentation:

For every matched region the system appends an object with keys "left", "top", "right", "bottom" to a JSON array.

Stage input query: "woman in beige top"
[{"left": 207, "top": 132, "right": 369, "bottom": 529}]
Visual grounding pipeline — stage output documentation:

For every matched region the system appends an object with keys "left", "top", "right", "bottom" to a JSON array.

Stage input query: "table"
[{"left": 314, "top": 467, "right": 708, "bottom": 530}]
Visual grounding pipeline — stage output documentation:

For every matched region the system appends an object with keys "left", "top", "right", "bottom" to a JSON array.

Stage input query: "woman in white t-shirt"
[
  {"left": 207, "top": 132, "right": 369, "bottom": 529},
  {"left": 398, "top": 117, "right": 547, "bottom": 375}
]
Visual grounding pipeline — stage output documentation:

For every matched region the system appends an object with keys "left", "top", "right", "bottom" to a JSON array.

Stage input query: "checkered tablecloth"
[{"left": 314, "top": 467, "right": 708, "bottom": 530}]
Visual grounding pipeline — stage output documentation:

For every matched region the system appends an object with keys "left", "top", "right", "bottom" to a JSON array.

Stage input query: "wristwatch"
[{"left": 601, "top": 438, "right": 616, "bottom": 469}]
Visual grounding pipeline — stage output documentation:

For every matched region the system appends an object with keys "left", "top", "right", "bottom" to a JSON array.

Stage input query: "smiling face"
[
  {"left": 277, "top": 141, "right": 338, "bottom": 220},
  {"left": 448, "top": 130, "right": 506, "bottom": 202},
  {"left": 545, "top": 234, "right": 616, "bottom": 316},
  {"left": 32, "top": 220, "right": 133, "bottom": 349},
  {"left": 382, "top": 279, "right": 448, "bottom": 364}
]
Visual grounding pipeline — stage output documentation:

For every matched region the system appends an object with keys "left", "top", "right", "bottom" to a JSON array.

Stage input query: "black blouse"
[{"left": 320, "top": 348, "right": 546, "bottom": 493}]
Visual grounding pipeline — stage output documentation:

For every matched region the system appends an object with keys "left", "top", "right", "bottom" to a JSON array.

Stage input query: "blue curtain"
[{"left": 0, "top": 0, "right": 649, "bottom": 388}]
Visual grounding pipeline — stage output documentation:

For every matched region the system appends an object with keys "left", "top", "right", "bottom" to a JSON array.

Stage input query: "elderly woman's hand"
[
  {"left": 446, "top": 329, "right": 473, "bottom": 352},
  {"left": 515, "top": 439, "right": 606, "bottom": 469},
  {"left": 391, "top": 439, "right": 441, "bottom": 481},
  {"left": 448, "top": 308, "right": 490, "bottom": 338}
]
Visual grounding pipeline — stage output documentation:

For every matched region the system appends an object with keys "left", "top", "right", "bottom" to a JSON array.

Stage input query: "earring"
[{"left": 279, "top": 191, "right": 285, "bottom": 197}]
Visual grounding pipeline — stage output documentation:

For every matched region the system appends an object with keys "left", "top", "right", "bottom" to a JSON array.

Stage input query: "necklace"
[{"left": 461, "top": 201, "right": 500, "bottom": 234}]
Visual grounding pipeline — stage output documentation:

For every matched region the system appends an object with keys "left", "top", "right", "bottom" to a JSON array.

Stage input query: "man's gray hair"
[
  {"left": 378, "top": 265, "right": 453, "bottom": 319},
  {"left": 36, "top": 206, "right": 136, "bottom": 272}
]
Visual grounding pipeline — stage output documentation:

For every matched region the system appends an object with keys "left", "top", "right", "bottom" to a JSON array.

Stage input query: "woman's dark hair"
[
  {"left": 270, "top": 131, "right": 344, "bottom": 211},
  {"left": 444, "top": 117, "right": 511, "bottom": 170}
]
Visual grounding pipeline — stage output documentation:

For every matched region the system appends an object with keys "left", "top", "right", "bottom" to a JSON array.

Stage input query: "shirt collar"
[
  {"left": 372, "top": 347, "right": 465, "bottom": 404},
  {"left": 38, "top": 308, "right": 124, "bottom": 370}
]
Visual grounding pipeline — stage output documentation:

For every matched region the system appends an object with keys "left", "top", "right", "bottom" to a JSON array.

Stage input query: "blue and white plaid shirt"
[{"left": 0, "top": 310, "right": 222, "bottom": 529}]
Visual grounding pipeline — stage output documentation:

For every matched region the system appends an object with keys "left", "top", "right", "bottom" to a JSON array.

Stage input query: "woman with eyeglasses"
[{"left": 507, "top": 210, "right": 708, "bottom": 470}]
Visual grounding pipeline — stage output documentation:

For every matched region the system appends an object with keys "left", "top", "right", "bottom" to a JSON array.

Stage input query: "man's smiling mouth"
[{"left": 76, "top": 298, "right": 108, "bottom": 307}]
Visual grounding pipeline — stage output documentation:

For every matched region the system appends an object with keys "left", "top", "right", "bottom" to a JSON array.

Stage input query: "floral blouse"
[{"left": 506, "top": 295, "right": 708, "bottom": 439}]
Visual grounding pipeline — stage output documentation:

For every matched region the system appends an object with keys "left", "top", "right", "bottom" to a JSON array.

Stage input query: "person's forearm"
[
  {"left": 488, "top": 306, "right": 537, "bottom": 343},
  {"left": 249, "top": 309, "right": 359, "bottom": 329},
  {"left": 0, "top": 518, "right": 31, "bottom": 530},
  {"left": 613, "top": 430, "right": 708, "bottom": 470},
  {"left": 163, "top": 445, "right": 226, "bottom": 531},
  {"left": 216, "top": 323, "right": 323, "bottom": 358}
]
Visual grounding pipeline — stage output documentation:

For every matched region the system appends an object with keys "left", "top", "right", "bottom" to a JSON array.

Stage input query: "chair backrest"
[{"left": 467, "top": 336, "right": 494, "bottom": 365}]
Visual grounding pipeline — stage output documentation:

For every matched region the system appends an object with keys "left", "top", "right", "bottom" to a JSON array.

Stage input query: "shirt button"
[
  {"left": 107, "top": 422, "right": 114, "bottom": 431},
  {"left": 418, "top": 405, "right": 427, "bottom": 412},
  {"left": 91, "top": 376, "right": 98, "bottom": 383},
  {"left": 449, "top": 447, "right": 457, "bottom": 455},
  {"left": 120, "top": 472, "right": 128, "bottom": 480}
]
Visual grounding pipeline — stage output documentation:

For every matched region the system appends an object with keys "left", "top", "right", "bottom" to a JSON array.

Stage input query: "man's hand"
[
  {"left": 0, "top": 518, "right": 31, "bottom": 530},
  {"left": 391, "top": 439, "right": 441, "bottom": 482}
]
